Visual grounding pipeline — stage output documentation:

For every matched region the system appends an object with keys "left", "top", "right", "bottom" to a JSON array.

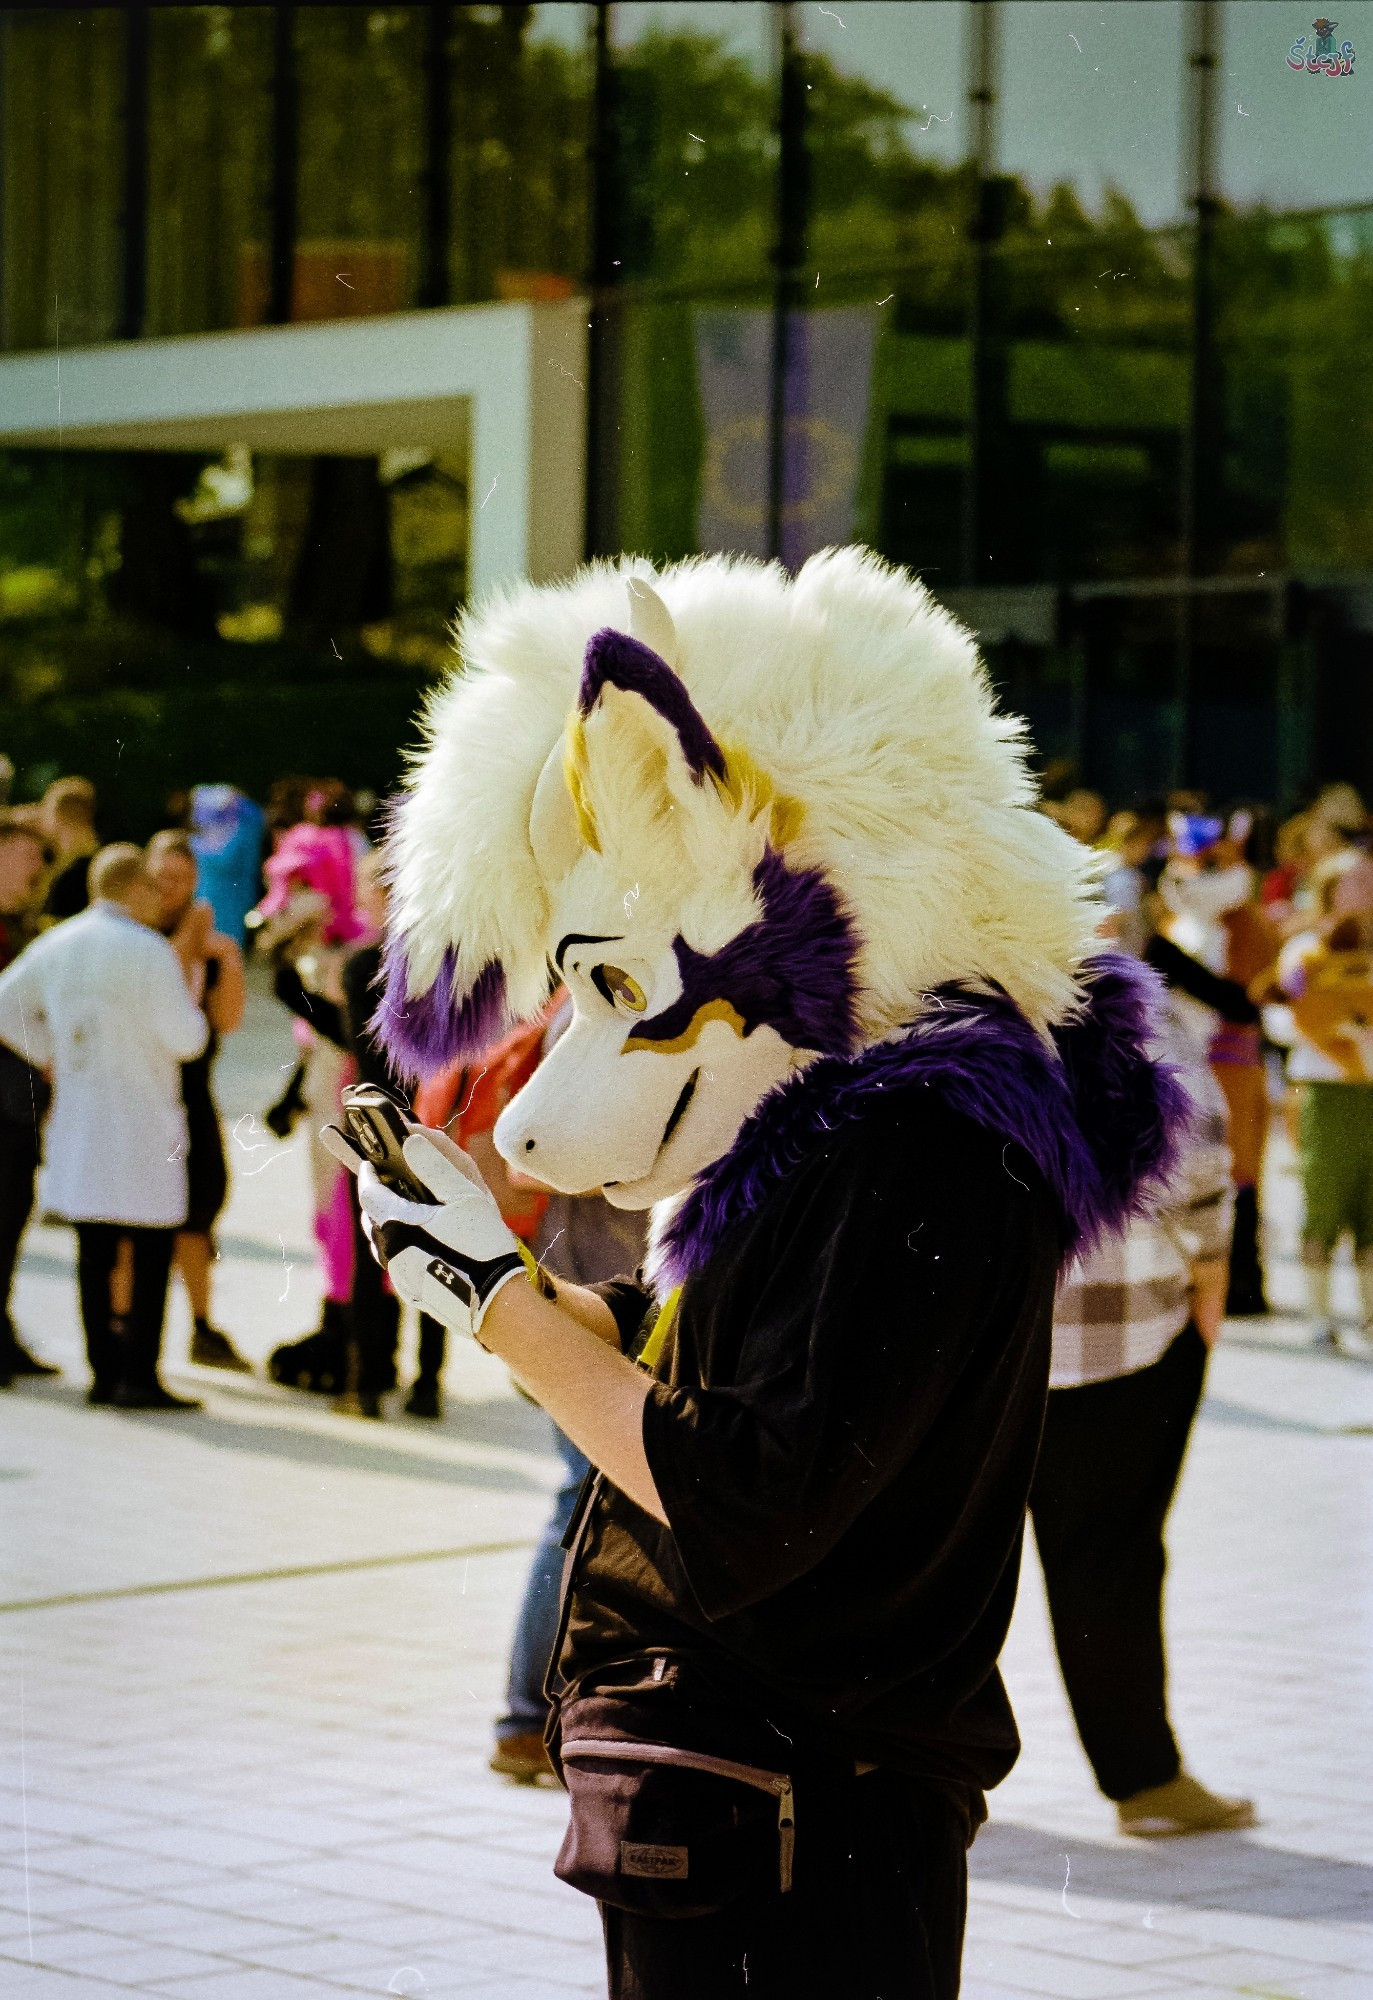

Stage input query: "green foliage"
[{"left": 3, "top": 677, "right": 428, "bottom": 843}]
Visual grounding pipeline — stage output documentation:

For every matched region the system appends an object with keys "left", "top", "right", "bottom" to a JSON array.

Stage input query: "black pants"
[
  {"left": 1029, "top": 1322, "right": 1208, "bottom": 1802},
  {"left": 603, "top": 1769, "right": 973, "bottom": 2000},
  {"left": 415, "top": 1313, "right": 447, "bottom": 1390},
  {"left": 75, "top": 1223, "right": 176, "bottom": 1394},
  {"left": 0, "top": 1116, "right": 40, "bottom": 1350},
  {"left": 348, "top": 1178, "right": 400, "bottom": 1397}
]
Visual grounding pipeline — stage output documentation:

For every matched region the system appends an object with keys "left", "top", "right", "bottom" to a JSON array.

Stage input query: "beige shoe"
[
  {"left": 490, "top": 1730, "right": 556, "bottom": 1785},
  {"left": 1118, "top": 1771, "right": 1257, "bottom": 1837}
]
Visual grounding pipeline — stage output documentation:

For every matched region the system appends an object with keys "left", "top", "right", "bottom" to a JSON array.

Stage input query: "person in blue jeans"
[{"left": 491, "top": 1189, "right": 646, "bottom": 1782}]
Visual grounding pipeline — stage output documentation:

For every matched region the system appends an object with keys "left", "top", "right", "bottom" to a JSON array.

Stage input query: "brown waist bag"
[{"left": 548, "top": 1650, "right": 804, "bottom": 1919}]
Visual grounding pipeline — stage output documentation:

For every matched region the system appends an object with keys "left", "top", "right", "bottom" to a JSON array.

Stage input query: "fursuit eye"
[{"left": 593, "top": 964, "right": 647, "bottom": 1013}]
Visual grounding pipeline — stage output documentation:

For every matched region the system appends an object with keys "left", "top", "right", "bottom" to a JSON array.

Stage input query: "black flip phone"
[{"left": 335, "top": 1083, "right": 437, "bottom": 1204}]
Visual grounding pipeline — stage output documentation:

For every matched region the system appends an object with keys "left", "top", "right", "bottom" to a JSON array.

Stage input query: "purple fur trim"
[
  {"left": 371, "top": 943, "right": 509, "bottom": 1081},
  {"left": 633, "top": 847, "right": 860, "bottom": 1057},
  {"left": 657, "top": 952, "right": 1190, "bottom": 1285},
  {"left": 580, "top": 627, "right": 726, "bottom": 783}
]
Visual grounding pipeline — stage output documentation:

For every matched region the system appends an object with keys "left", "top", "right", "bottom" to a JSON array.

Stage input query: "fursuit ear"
[
  {"left": 528, "top": 737, "right": 584, "bottom": 883},
  {"left": 626, "top": 576, "right": 681, "bottom": 671},
  {"left": 578, "top": 626, "right": 725, "bottom": 788},
  {"left": 575, "top": 622, "right": 802, "bottom": 856}
]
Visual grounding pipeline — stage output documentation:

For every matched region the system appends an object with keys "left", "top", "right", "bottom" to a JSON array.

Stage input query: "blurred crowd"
[
  {"left": 1046, "top": 777, "right": 1373, "bottom": 1345},
  {"left": 0, "top": 758, "right": 642, "bottom": 1786},
  {"left": 1, "top": 756, "right": 1370, "bottom": 1818},
  {"left": 3, "top": 761, "right": 1370, "bottom": 1406}
]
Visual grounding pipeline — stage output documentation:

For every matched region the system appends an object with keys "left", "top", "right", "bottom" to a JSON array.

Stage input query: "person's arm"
[
  {"left": 1146, "top": 933, "right": 1260, "bottom": 1024},
  {"left": 151, "top": 938, "right": 210, "bottom": 1061},
  {"left": 1152, "top": 1018, "right": 1233, "bottom": 1343},
  {"left": 479, "top": 1279, "right": 664, "bottom": 1519},
  {"left": 1189, "top": 1258, "right": 1228, "bottom": 1345},
  {"left": 323, "top": 1120, "right": 663, "bottom": 1513},
  {"left": 0, "top": 955, "right": 52, "bottom": 1070},
  {"left": 342, "top": 1109, "right": 1029, "bottom": 1620},
  {"left": 273, "top": 961, "right": 347, "bottom": 1048},
  {"left": 203, "top": 935, "right": 245, "bottom": 1034},
  {"left": 170, "top": 899, "right": 214, "bottom": 986}
]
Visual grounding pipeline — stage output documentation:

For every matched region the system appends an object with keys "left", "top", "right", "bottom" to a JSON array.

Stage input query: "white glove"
[{"left": 322, "top": 1122, "right": 526, "bottom": 1338}]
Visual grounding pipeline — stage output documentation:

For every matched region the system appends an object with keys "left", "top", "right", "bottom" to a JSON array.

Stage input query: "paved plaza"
[{"left": 2, "top": 979, "right": 1372, "bottom": 1999}]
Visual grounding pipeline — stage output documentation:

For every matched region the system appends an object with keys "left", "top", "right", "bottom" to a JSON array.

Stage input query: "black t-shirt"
[{"left": 564, "top": 1090, "right": 1061, "bottom": 1791}]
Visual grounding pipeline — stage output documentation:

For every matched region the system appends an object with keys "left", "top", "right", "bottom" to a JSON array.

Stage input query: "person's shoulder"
[
  {"left": 793, "top": 1078, "right": 1040, "bottom": 1205},
  {"left": 29, "top": 907, "right": 95, "bottom": 954},
  {"left": 110, "top": 914, "right": 182, "bottom": 969}
]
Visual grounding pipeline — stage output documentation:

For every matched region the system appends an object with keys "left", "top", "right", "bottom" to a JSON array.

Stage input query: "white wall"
[{"left": 0, "top": 300, "right": 589, "bottom": 599}]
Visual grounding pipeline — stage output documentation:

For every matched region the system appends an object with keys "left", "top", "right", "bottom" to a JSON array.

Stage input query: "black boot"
[
  {"left": 190, "top": 1319, "right": 253, "bottom": 1372},
  {"left": 403, "top": 1380, "right": 442, "bottom": 1420},
  {"left": 1226, "top": 1185, "right": 1269, "bottom": 1317},
  {"left": 268, "top": 1299, "right": 350, "bottom": 1393},
  {"left": 0, "top": 1321, "right": 60, "bottom": 1379},
  {"left": 264, "top": 1059, "right": 308, "bottom": 1139}
]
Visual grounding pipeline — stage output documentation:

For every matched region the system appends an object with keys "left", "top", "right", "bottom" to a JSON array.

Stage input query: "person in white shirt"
[{"left": 0, "top": 844, "right": 209, "bottom": 1408}]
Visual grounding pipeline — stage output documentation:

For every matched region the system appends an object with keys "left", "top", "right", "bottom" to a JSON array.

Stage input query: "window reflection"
[
  {"left": 147, "top": 7, "right": 273, "bottom": 337},
  {"left": 4, "top": 1, "right": 1373, "bottom": 815},
  {"left": 1, "top": 9, "right": 125, "bottom": 350}
]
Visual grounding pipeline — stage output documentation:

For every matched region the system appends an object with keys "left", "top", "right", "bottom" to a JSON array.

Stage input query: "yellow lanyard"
[
  {"left": 519, "top": 1241, "right": 681, "bottom": 1376},
  {"left": 637, "top": 1284, "right": 682, "bottom": 1374}
]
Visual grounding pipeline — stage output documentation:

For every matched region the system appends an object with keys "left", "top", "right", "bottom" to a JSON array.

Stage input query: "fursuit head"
[{"left": 375, "top": 547, "right": 1109, "bottom": 1216}]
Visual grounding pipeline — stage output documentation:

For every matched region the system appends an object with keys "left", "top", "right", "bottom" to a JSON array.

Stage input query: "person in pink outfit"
[{"left": 252, "top": 787, "right": 375, "bottom": 1390}]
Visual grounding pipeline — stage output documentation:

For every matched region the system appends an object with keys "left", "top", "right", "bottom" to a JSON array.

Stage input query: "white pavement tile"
[
  {"left": 327, "top": 1911, "right": 489, "bottom": 1952},
  {"left": 71, "top": 1904, "right": 311, "bottom": 1955},
  {"left": 1155, "top": 1947, "right": 1339, "bottom": 1992},
  {"left": 963, "top": 1938, "right": 1182, "bottom": 1997},
  {"left": 43, "top": 1939, "right": 237, "bottom": 1985},
  {"left": 0, "top": 1967, "right": 136, "bottom": 1999},
  {"left": 966, "top": 1904, "right": 1216, "bottom": 1969},
  {"left": 154, "top": 1974, "right": 362, "bottom": 2000},
  {"left": 1128, "top": 1988, "right": 1320, "bottom": 2000},
  {"left": 4, "top": 1056, "right": 1371, "bottom": 2000}
]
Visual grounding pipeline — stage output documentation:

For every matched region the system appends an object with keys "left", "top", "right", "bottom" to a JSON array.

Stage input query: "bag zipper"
[{"left": 560, "top": 1737, "right": 795, "bottom": 1892}]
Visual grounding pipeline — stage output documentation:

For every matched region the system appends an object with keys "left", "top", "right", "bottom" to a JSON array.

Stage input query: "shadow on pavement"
[
  {"left": 1200, "top": 1396, "right": 1340, "bottom": 1437},
  {"left": 21, "top": 1380, "right": 552, "bottom": 1493},
  {"left": 973, "top": 1818, "right": 1373, "bottom": 1922}
]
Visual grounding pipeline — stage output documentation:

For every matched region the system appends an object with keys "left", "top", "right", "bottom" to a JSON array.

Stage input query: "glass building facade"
[{"left": 2, "top": 2, "right": 1372, "bottom": 830}]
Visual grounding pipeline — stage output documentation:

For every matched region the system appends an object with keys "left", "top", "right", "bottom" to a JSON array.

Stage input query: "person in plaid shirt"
[{"left": 1029, "top": 983, "right": 1258, "bottom": 1838}]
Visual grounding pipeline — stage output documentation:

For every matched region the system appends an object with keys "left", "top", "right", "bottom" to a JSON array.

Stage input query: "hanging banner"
[{"left": 694, "top": 306, "right": 879, "bottom": 569}]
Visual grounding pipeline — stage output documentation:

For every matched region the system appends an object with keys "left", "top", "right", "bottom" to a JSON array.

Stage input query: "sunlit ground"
[{"left": 1, "top": 973, "right": 1370, "bottom": 1998}]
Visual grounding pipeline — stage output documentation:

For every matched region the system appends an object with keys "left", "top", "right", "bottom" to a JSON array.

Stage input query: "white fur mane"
[{"left": 388, "top": 546, "right": 1102, "bottom": 1041}]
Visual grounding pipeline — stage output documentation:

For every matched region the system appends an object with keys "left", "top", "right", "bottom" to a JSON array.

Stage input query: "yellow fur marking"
[
  {"left": 715, "top": 743, "right": 805, "bottom": 847},
  {"left": 623, "top": 996, "right": 748, "bottom": 1055},
  {"left": 563, "top": 714, "right": 600, "bottom": 853}
]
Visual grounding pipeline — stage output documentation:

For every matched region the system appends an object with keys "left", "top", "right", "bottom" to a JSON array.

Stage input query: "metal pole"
[
  {"left": 1177, "top": 0, "right": 1221, "bottom": 790},
  {"left": 961, "top": 0, "right": 1000, "bottom": 587},
  {"left": 584, "top": 3, "right": 621, "bottom": 559},
  {"left": 766, "top": 3, "right": 808, "bottom": 567},
  {"left": 420, "top": 3, "right": 452, "bottom": 309},
  {"left": 268, "top": 4, "right": 298, "bottom": 325},
  {"left": 119, "top": 1, "right": 150, "bottom": 340}
]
